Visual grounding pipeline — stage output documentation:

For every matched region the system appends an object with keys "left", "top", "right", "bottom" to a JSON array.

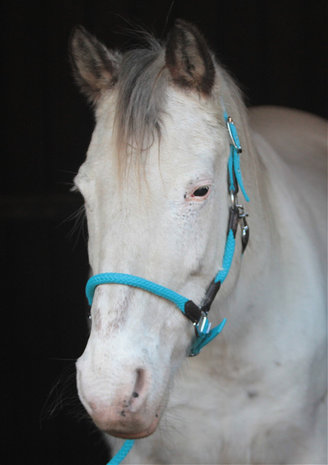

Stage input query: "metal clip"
[
  {"left": 241, "top": 216, "right": 249, "bottom": 252},
  {"left": 237, "top": 204, "right": 249, "bottom": 253},
  {"left": 196, "top": 312, "right": 212, "bottom": 335},
  {"left": 226, "top": 116, "right": 242, "bottom": 153}
]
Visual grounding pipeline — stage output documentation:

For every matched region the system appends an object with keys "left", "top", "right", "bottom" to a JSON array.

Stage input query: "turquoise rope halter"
[{"left": 85, "top": 107, "right": 249, "bottom": 464}]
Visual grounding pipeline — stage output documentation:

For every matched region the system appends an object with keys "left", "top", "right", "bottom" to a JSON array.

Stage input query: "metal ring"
[{"left": 230, "top": 191, "right": 238, "bottom": 206}]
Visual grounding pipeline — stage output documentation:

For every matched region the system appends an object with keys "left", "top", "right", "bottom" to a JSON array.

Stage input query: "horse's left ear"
[{"left": 165, "top": 20, "right": 215, "bottom": 95}]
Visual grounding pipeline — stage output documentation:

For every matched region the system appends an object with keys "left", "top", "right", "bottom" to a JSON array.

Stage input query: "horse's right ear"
[{"left": 69, "top": 26, "right": 120, "bottom": 104}]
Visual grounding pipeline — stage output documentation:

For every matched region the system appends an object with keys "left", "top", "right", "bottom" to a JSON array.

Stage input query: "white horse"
[{"left": 70, "top": 20, "right": 327, "bottom": 464}]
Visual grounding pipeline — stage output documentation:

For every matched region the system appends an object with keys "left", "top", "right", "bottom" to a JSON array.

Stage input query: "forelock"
[{"left": 114, "top": 38, "right": 167, "bottom": 165}]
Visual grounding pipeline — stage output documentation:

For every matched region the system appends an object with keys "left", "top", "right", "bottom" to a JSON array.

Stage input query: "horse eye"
[{"left": 192, "top": 186, "right": 210, "bottom": 197}]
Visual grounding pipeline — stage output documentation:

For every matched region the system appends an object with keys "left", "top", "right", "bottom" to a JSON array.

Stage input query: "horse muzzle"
[{"left": 76, "top": 360, "right": 162, "bottom": 439}]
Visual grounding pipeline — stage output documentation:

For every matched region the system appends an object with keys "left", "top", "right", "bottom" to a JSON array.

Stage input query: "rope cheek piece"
[{"left": 84, "top": 106, "right": 250, "bottom": 465}]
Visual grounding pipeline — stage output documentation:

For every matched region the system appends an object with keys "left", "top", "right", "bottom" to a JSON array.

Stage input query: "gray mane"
[{"left": 114, "top": 38, "right": 167, "bottom": 159}]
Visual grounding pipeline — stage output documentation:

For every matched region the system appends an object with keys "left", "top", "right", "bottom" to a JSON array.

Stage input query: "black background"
[{"left": 2, "top": 1, "right": 327, "bottom": 464}]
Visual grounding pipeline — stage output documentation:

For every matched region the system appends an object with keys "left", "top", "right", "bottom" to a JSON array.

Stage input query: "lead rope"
[
  {"left": 106, "top": 440, "right": 135, "bottom": 465},
  {"left": 85, "top": 106, "right": 249, "bottom": 464}
]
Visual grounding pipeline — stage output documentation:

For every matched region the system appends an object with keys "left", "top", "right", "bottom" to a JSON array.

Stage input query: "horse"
[{"left": 69, "top": 20, "right": 327, "bottom": 464}]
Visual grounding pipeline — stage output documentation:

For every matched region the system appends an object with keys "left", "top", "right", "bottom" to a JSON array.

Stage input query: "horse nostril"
[
  {"left": 135, "top": 368, "right": 146, "bottom": 394},
  {"left": 129, "top": 368, "right": 148, "bottom": 411}
]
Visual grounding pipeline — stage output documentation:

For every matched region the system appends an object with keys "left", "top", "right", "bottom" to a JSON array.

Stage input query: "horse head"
[{"left": 70, "top": 20, "right": 249, "bottom": 440}]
